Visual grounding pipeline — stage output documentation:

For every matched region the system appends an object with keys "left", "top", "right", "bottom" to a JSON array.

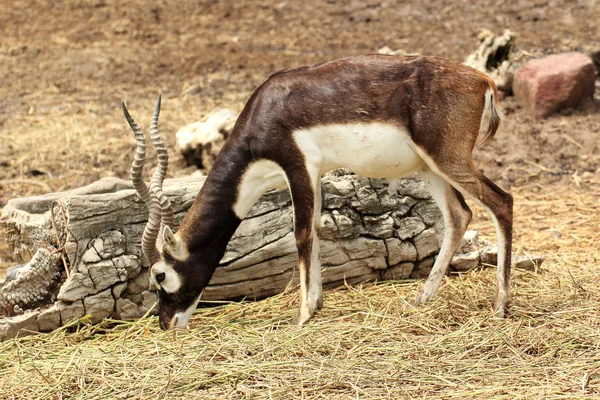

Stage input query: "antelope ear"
[{"left": 162, "top": 226, "right": 180, "bottom": 255}]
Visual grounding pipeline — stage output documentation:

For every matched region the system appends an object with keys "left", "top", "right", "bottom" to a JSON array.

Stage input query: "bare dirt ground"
[
  {"left": 0, "top": 0, "right": 600, "bottom": 397},
  {"left": 1, "top": 0, "right": 599, "bottom": 270}
]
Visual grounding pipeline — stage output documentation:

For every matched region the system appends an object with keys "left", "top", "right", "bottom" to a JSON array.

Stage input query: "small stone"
[
  {"left": 92, "top": 238, "right": 105, "bottom": 258},
  {"left": 124, "top": 268, "right": 151, "bottom": 296},
  {"left": 326, "top": 176, "right": 355, "bottom": 196},
  {"left": 140, "top": 291, "right": 158, "bottom": 314},
  {"left": 396, "top": 179, "right": 430, "bottom": 200},
  {"left": 351, "top": 185, "right": 383, "bottom": 214},
  {"left": 451, "top": 251, "right": 480, "bottom": 272},
  {"left": 112, "top": 255, "right": 141, "bottom": 280},
  {"left": 459, "top": 230, "right": 479, "bottom": 253},
  {"left": 87, "top": 260, "right": 120, "bottom": 290},
  {"left": 513, "top": 52, "right": 596, "bottom": 118},
  {"left": 513, "top": 255, "right": 545, "bottom": 271},
  {"left": 56, "top": 272, "right": 95, "bottom": 302},
  {"left": 480, "top": 242, "right": 498, "bottom": 266},
  {"left": 100, "top": 231, "right": 126, "bottom": 258},
  {"left": 331, "top": 208, "right": 363, "bottom": 239},
  {"left": 320, "top": 213, "right": 338, "bottom": 239}
]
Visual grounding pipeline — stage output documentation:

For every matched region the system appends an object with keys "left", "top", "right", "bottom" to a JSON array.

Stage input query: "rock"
[
  {"left": 451, "top": 251, "right": 480, "bottom": 272},
  {"left": 396, "top": 179, "right": 431, "bottom": 200},
  {"left": 97, "top": 231, "right": 126, "bottom": 259},
  {"left": 124, "top": 268, "right": 150, "bottom": 296},
  {"left": 459, "top": 230, "right": 479, "bottom": 253},
  {"left": 83, "top": 289, "right": 114, "bottom": 324},
  {"left": 140, "top": 291, "right": 158, "bottom": 314},
  {"left": 112, "top": 282, "right": 128, "bottom": 298},
  {"left": 479, "top": 241, "right": 498, "bottom": 266},
  {"left": 513, "top": 52, "right": 596, "bottom": 118},
  {"left": 351, "top": 184, "right": 383, "bottom": 214},
  {"left": 330, "top": 208, "right": 363, "bottom": 239},
  {"left": 385, "top": 238, "right": 417, "bottom": 265},
  {"left": 513, "top": 255, "right": 545, "bottom": 271},
  {"left": 175, "top": 108, "right": 237, "bottom": 171},
  {"left": 320, "top": 213, "right": 338, "bottom": 239},
  {"left": 0, "top": 312, "right": 40, "bottom": 341}
]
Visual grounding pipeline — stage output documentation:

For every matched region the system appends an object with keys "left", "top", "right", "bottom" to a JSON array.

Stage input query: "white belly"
[
  {"left": 233, "top": 123, "right": 424, "bottom": 219},
  {"left": 293, "top": 123, "right": 424, "bottom": 178}
]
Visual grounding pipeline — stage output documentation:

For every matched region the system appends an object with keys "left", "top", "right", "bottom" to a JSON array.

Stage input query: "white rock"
[
  {"left": 451, "top": 251, "right": 480, "bottom": 272},
  {"left": 176, "top": 108, "right": 237, "bottom": 171}
]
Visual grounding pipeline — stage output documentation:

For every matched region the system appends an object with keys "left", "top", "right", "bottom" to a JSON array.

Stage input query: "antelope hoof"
[
  {"left": 316, "top": 295, "right": 324, "bottom": 310},
  {"left": 296, "top": 306, "right": 315, "bottom": 326},
  {"left": 493, "top": 297, "right": 509, "bottom": 318},
  {"left": 415, "top": 289, "right": 433, "bottom": 306}
]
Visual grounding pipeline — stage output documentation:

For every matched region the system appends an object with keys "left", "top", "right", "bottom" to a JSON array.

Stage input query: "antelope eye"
[{"left": 155, "top": 272, "right": 166, "bottom": 283}]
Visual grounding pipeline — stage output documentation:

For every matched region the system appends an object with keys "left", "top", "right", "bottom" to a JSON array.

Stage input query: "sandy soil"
[{"left": 0, "top": 0, "right": 599, "bottom": 274}]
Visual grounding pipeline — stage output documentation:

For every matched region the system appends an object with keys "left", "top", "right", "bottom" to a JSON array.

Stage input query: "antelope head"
[{"left": 122, "top": 96, "right": 204, "bottom": 330}]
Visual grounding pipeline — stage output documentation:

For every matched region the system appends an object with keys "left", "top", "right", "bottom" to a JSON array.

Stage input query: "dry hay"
[
  {"left": 1, "top": 267, "right": 600, "bottom": 399},
  {"left": 1, "top": 178, "right": 599, "bottom": 399}
]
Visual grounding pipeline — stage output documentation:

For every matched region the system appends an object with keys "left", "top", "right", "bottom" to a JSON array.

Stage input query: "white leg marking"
[
  {"left": 488, "top": 211, "right": 509, "bottom": 316},
  {"left": 297, "top": 164, "right": 323, "bottom": 326},
  {"left": 292, "top": 133, "right": 323, "bottom": 326},
  {"left": 416, "top": 167, "right": 470, "bottom": 305},
  {"left": 310, "top": 178, "right": 323, "bottom": 310}
]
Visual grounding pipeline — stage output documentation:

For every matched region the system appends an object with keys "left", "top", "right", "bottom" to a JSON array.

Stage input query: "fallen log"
[{"left": 1, "top": 171, "right": 502, "bottom": 340}]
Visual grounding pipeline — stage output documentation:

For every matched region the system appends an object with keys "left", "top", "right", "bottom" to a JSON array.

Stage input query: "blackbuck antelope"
[{"left": 122, "top": 55, "right": 513, "bottom": 330}]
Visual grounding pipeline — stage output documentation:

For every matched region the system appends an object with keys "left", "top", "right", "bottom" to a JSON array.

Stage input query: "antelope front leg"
[{"left": 288, "top": 165, "right": 323, "bottom": 326}]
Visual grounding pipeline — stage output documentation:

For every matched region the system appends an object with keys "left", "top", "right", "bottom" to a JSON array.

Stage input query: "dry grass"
[
  {"left": 1, "top": 267, "right": 600, "bottom": 399},
  {"left": 1, "top": 179, "right": 599, "bottom": 399}
]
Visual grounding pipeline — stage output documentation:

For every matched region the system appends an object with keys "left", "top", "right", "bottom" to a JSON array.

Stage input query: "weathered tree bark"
[{"left": 1, "top": 171, "right": 497, "bottom": 340}]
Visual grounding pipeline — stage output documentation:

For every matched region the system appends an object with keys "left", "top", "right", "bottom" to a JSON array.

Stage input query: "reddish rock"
[{"left": 513, "top": 52, "right": 596, "bottom": 118}]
